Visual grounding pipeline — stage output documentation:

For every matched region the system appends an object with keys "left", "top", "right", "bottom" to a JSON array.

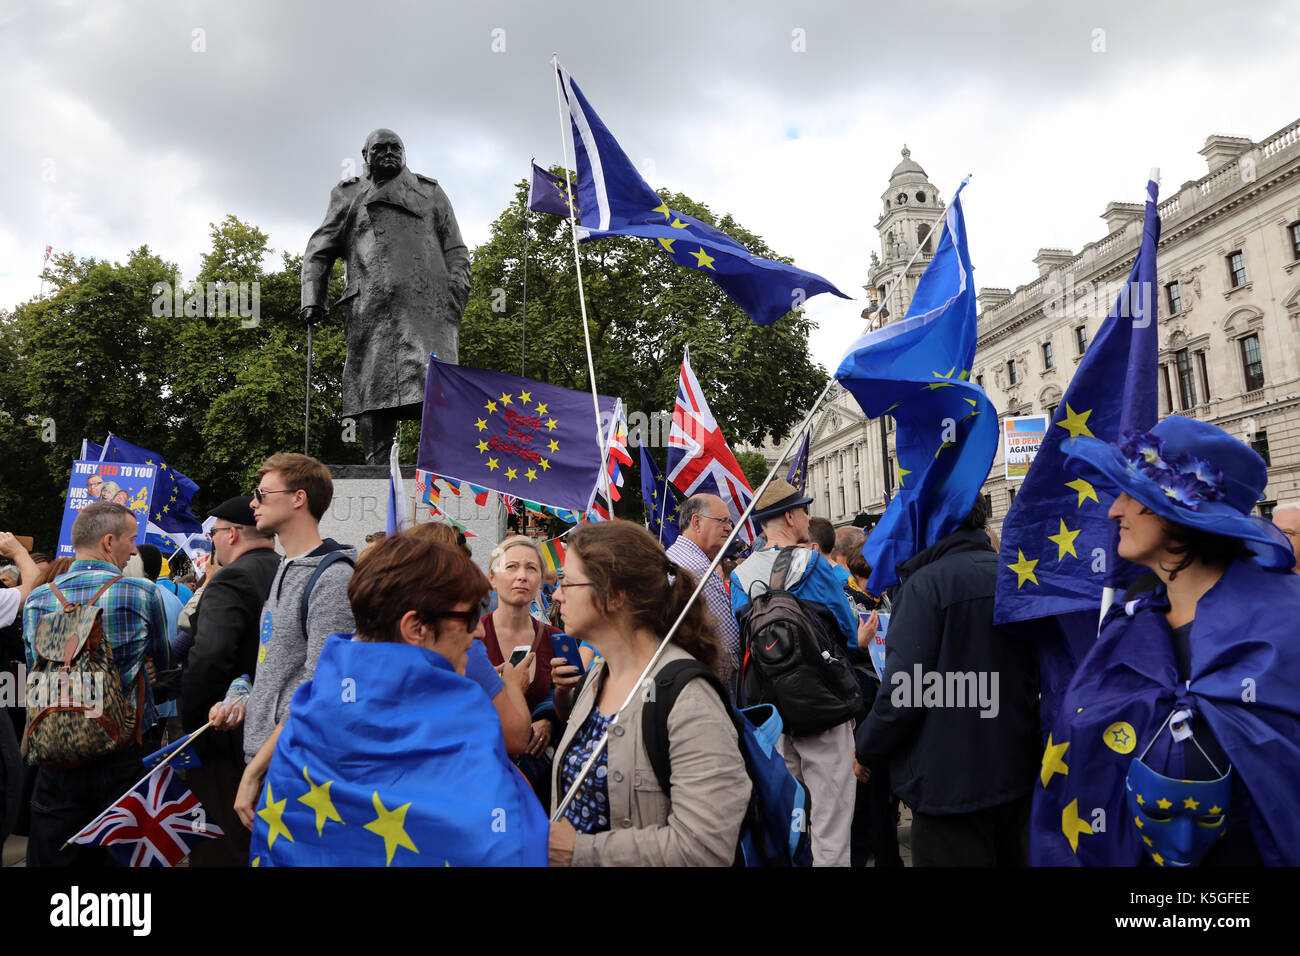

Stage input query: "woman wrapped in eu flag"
[
  {"left": 1031, "top": 415, "right": 1300, "bottom": 866},
  {"left": 246, "top": 534, "right": 549, "bottom": 866}
]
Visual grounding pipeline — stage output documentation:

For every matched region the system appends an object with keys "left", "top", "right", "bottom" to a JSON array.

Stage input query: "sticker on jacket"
[{"left": 258, "top": 610, "right": 273, "bottom": 664}]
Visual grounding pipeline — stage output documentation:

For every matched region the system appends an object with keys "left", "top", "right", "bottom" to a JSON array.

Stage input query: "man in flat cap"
[{"left": 301, "top": 128, "right": 472, "bottom": 464}]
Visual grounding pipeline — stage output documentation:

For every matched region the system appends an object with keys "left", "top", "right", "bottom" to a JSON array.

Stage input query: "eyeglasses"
[
  {"left": 698, "top": 514, "right": 734, "bottom": 528},
  {"left": 555, "top": 573, "right": 596, "bottom": 591},
  {"left": 431, "top": 595, "right": 491, "bottom": 631},
  {"left": 251, "top": 488, "right": 300, "bottom": 504},
  {"left": 210, "top": 526, "right": 238, "bottom": 539}
]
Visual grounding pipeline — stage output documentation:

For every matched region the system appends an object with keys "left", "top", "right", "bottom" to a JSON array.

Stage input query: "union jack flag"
[
  {"left": 69, "top": 765, "right": 223, "bottom": 867},
  {"left": 666, "top": 348, "right": 757, "bottom": 542}
]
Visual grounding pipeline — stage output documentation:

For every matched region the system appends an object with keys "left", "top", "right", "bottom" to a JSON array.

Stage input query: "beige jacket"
[{"left": 550, "top": 644, "right": 751, "bottom": 866}]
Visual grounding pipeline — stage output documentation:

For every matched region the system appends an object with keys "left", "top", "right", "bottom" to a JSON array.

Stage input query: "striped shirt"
[
  {"left": 665, "top": 534, "right": 740, "bottom": 671},
  {"left": 23, "top": 559, "right": 171, "bottom": 733}
]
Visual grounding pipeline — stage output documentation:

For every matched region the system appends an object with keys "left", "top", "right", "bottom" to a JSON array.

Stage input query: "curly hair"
[{"left": 567, "top": 522, "right": 718, "bottom": 668}]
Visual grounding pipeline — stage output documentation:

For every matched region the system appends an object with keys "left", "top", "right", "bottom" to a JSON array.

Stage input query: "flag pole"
[
  {"left": 303, "top": 323, "right": 313, "bottom": 456},
  {"left": 522, "top": 156, "right": 532, "bottom": 379},
  {"left": 552, "top": 55, "right": 614, "bottom": 510},
  {"left": 553, "top": 176, "right": 973, "bottom": 821},
  {"left": 61, "top": 722, "right": 216, "bottom": 850}
]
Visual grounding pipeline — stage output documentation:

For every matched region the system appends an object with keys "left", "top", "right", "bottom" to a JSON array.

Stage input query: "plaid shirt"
[
  {"left": 23, "top": 559, "right": 170, "bottom": 734},
  {"left": 665, "top": 534, "right": 740, "bottom": 668}
]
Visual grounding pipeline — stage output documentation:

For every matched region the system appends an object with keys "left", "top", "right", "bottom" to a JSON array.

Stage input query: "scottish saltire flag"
[
  {"left": 835, "top": 181, "right": 998, "bottom": 592},
  {"left": 554, "top": 63, "right": 850, "bottom": 326},
  {"left": 386, "top": 441, "right": 410, "bottom": 536},
  {"left": 249, "top": 636, "right": 548, "bottom": 866},
  {"left": 418, "top": 356, "right": 618, "bottom": 514},
  {"left": 101, "top": 434, "right": 203, "bottom": 536},
  {"left": 787, "top": 430, "right": 810, "bottom": 494},
  {"left": 994, "top": 177, "right": 1161, "bottom": 727},
  {"left": 667, "top": 348, "right": 757, "bottom": 543},
  {"left": 528, "top": 162, "right": 580, "bottom": 217},
  {"left": 640, "top": 444, "right": 683, "bottom": 547},
  {"left": 70, "top": 765, "right": 222, "bottom": 867},
  {"left": 143, "top": 730, "right": 203, "bottom": 770}
]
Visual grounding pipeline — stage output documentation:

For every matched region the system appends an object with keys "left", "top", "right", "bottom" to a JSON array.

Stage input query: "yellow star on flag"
[
  {"left": 486, "top": 457, "right": 500, "bottom": 472},
  {"left": 1040, "top": 734, "right": 1069, "bottom": 787},
  {"left": 545, "top": 418, "right": 558, "bottom": 431},
  {"left": 298, "top": 767, "right": 344, "bottom": 837},
  {"left": 1142, "top": 835, "right": 1153, "bottom": 847},
  {"left": 652, "top": 201, "right": 671, "bottom": 220},
  {"left": 1056, "top": 404, "right": 1094, "bottom": 439},
  {"left": 934, "top": 441, "right": 955, "bottom": 459},
  {"left": 1183, "top": 797, "right": 1199, "bottom": 810},
  {"left": 474, "top": 418, "right": 488, "bottom": 432},
  {"left": 538, "top": 458, "right": 550, "bottom": 471},
  {"left": 476, "top": 440, "right": 489, "bottom": 453},
  {"left": 1209, "top": 805, "right": 1223, "bottom": 815},
  {"left": 670, "top": 217, "right": 688, "bottom": 229},
  {"left": 535, "top": 403, "right": 548, "bottom": 416},
  {"left": 525, "top": 467, "right": 538, "bottom": 482},
  {"left": 1134, "top": 815, "right": 1144, "bottom": 829},
  {"left": 1008, "top": 549, "right": 1039, "bottom": 588},
  {"left": 547, "top": 439, "right": 559, "bottom": 453},
  {"left": 519, "top": 390, "right": 532, "bottom": 406},
  {"left": 499, "top": 392, "right": 513, "bottom": 406},
  {"left": 897, "top": 465, "right": 912, "bottom": 487},
  {"left": 1152, "top": 852, "right": 1165, "bottom": 866},
  {"left": 363, "top": 791, "right": 419, "bottom": 866},
  {"left": 1136, "top": 793, "right": 1145, "bottom": 805},
  {"left": 1048, "top": 518, "right": 1081, "bottom": 561},
  {"left": 1156, "top": 797, "right": 1172, "bottom": 810},
  {"left": 258, "top": 784, "right": 295, "bottom": 850},
  {"left": 925, "top": 367, "right": 957, "bottom": 390},
  {"left": 658, "top": 238, "right": 677, "bottom": 253},
  {"left": 1061, "top": 798, "right": 1093, "bottom": 853},
  {"left": 690, "top": 247, "right": 716, "bottom": 271},
  {"left": 1065, "top": 478, "right": 1098, "bottom": 508},
  {"left": 505, "top": 467, "right": 518, "bottom": 481},
  {"left": 484, "top": 400, "right": 498, "bottom": 414}
]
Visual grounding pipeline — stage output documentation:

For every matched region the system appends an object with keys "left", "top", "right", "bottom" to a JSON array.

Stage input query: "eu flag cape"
[
  {"left": 835, "top": 181, "right": 997, "bottom": 591},
  {"left": 1030, "top": 560, "right": 1300, "bottom": 866},
  {"left": 249, "top": 636, "right": 549, "bottom": 867}
]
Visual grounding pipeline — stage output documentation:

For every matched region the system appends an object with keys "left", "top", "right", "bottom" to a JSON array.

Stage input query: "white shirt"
[{"left": 0, "top": 586, "right": 22, "bottom": 629}]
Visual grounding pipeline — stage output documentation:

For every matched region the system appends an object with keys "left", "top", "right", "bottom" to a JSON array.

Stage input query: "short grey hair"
[
  {"left": 678, "top": 495, "right": 712, "bottom": 528},
  {"left": 71, "top": 502, "right": 135, "bottom": 550},
  {"left": 832, "top": 526, "right": 865, "bottom": 558}
]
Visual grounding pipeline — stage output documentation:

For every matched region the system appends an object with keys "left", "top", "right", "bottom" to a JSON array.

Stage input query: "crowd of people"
[{"left": 2, "top": 414, "right": 1299, "bottom": 867}]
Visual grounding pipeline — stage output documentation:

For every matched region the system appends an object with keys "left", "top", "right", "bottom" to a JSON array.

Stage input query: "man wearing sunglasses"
[{"left": 212, "top": 453, "right": 358, "bottom": 835}]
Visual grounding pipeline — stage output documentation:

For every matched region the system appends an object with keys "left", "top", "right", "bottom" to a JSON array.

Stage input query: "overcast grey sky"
[{"left": 3, "top": 0, "right": 1298, "bottom": 373}]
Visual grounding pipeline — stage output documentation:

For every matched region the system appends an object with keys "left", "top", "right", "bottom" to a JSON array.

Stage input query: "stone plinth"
[{"left": 322, "top": 465, "right": 506, "bottom": 576}]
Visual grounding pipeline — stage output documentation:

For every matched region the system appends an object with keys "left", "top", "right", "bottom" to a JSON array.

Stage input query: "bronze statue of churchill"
[{"left": 301, "top": 128, "right": 471, "bottom": 464}]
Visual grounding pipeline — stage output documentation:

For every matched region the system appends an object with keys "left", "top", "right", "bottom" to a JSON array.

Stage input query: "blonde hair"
[{"left": 489, "top": 535, "right": 543, "bottom": 574}]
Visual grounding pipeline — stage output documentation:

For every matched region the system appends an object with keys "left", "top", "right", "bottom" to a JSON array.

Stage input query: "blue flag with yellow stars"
[
  {"left": 640, "top": 444, "right": 683, "bottom": 547},
  {"left": 417, "top": 356, "right": 618, "bottom": 514},
  {"left": 528, "top": 161, "right": 580, "bottom": 217},
  {"left": 834, "top": 180, "right": 998, "bottom": 592},
  {"left": 994, "top": 177, "right": 1161, "bottom": 728},
  {"left": 786, "top": 429, "right": 810, "bottom": 495},
  {"left": 142, "top": 729, "right": 202, "bottom": 770},
  {"left": 100, "top": 433, "right": 203, "bottom": 536},
  {"left": 554, "top": 62, "right": 849, "bottom": 326},
  {"left": 249, "top": 635, "right": 549, "bottom": 867}
]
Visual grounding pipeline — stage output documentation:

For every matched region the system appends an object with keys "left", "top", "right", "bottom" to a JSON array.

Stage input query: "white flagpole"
[{"left": 552, "top": 177, "right": 972, "bottom": 821}]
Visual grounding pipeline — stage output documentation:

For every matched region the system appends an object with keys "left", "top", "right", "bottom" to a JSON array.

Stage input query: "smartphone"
[
  {"left": 508, "top": 645, "right": 532, "bottom": 667},
  {"left": 550, "top": 633, "right": 586, "bottom": 674}
]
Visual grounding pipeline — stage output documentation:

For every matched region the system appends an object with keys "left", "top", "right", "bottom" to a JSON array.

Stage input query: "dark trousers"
[
  {"left": 27, "top": 743, "right": 145, "bottom": 868},
  {"left": 910, "top": 793, "right": 1031, "bottom": 867},
  {"left": 851, "top": 768, "right": 904, "bottom": 867},
  {"left": 184, "top": 757, "right": 250, "bottom": 867}
]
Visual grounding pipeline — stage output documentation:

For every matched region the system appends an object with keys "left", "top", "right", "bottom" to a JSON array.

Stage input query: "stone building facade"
[{"left": 773, "top": 121, "right": 1300, "bottom": 536}]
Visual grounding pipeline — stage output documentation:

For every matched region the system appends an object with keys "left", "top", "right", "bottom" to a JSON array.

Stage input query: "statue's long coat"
[{"left": 301, "top": 167, "right": 471, "bottom": 416}]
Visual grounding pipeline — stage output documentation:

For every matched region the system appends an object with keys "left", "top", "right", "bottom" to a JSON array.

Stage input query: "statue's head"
[{"left": 362, "top": 129, "right": 405, "bottom": 183}]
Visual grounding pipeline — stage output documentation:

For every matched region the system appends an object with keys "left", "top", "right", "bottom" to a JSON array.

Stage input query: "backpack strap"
[
  {"left": 769, "top": 549, "right": 794, "bottom": 592},
  {"left": 298, "top": 552, "right": 356, "bottom": 636},
  {"left": 48, "top": 574, "right": 123, "bottom": 613},
  {"left": 642, "top": 659, "right": 737, "bottom": 794}
]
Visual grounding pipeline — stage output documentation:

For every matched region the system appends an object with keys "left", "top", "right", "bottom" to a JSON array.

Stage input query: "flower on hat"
[{"left": 1118, "top": 429, "right": 1227, "bottom": 512}]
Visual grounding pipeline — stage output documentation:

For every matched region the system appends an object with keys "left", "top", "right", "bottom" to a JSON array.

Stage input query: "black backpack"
[{"left": 738, "top": 549, "right": 865, "bottom": 737}]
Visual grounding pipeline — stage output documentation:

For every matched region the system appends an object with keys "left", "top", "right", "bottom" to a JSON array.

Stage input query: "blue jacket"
[{"left": 730, "top": 546, "right": 859, "bottom": 648}]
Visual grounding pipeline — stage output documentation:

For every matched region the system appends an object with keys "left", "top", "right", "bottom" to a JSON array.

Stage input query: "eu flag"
[
  {"left": 528, "top": 162, "right": 580, "bottom": 217},
  {"left": 555, "top": 63, "right": 849, "bottom": 326},
  {"left": 834, "top": 181, "right": 997, "bottom": 592},
  {"left": 417, "top": 356, "right": 618, "bottom": 514},
  {"left": 143, "top": 730, "right": 202, "bottom": 770},
  {"left": 994, "top": 177, "right": 1161, "bottom": 728},
  {"left": 249, "top": 635, "right": 548, "bottom": 867},
  {"left": 100, "top": 434, "right": 203, "bottom": 536},
  {"left": 640, "top": 444, "right": 683, "bottom": 547},
  {"left": 786, "top": 430, "right": 810, "bottom": 494}
]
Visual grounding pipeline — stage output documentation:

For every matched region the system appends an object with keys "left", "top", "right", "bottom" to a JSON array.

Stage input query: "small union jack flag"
[{"left": 69, "top": 765, "right": 223, "bottom": 867}]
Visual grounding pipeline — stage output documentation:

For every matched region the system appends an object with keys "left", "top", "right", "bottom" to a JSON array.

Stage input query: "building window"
[
  {"left": 1175, "top": 348, "right": 1197, "bottom": 409},
  {"left": 854, "top": 481, "right": 861, "bottom": 512},
  {"left": 976, "top": 374, "right": 984, "bottom": 389},
  {"left": 1008, "top": 487, "right": 1017, "bottom": 504},
  {"left": 1161, "top": 365, "right": 1173, "bottom": 414},
  {"left": 1075, "top": 325, "right": 1088, "bottom": 354},
  {"left": 1241, "top": 334, "right": 1264, "bottom": 391},
  {"left": 1258, "top": 500, "right": 1276, "bottom": 520},
  {"left": 1167, "top": 281, "right": 1182, "bottom": 315},
  {"left": 1006, "top": 360, "right": 1018, "bottom": 386},
  {"left": 1197, "top": 351, "right": 1211, "bottom": 403},
  {"left": 1042, "top": 341, "right": 1054, "bottom": 370},
  {"left": 1251, "top": 430, "right": 1271, "bottom": 467},
  {"left": 1290, "top": 222, "right": 1300, "bottom": 261},
  {"left": 1227, "top": 251, "right": 1247, "bottom": 288},
  {"left": 839, "top": 487, "right": 845, "bottom": 516},
  {"left": 982, "top": 493, "right": 993, "bottom": 517},
  {"left": 1045, "top": 403, "right": 1059, "bottom": 421},
  {"left": 918, "top": 223, "right": 932, "bottom": 255}
]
